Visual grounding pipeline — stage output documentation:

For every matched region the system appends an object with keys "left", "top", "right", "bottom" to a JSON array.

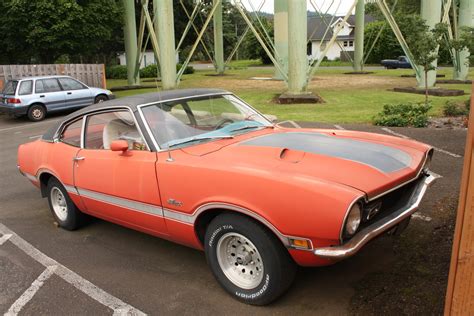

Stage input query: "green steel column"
[
  {"left": 454, "top": 0, "right": 473, "bottom": 80},
  {"left": 287, "top": 0, "right": 307, "bottom": 94},
  {"left": 123, "top": 0, "right": 139, "bottom": 85},
  {"left": 353, "top": 0, "right": 365, "bottom": 72},
  {"left": 213, "top": 0, "right": 225, "bottom": 74},
  {"left": 419, "top": 0, "right": 442, "bottom": 88},
  {"left": 155, "top": 0, "right": 177, "bottom": 89},
  {"left": 273, "top": 0, "right": 288, "bottom": 79}
]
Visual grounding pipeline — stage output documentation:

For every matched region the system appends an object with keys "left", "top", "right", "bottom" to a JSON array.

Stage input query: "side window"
[
  {"left": 18, "top": 80, "right": 33, "bottom": 95},
  {"left": 170, "top": 104, "right": 191, "bottom": 125},
  {"left": 60, "top": 119, "right": 83, "bottom": 147},
  {"left": 58, "top": 78, "right": 86, "bottom": 90},
  {"left": 85, "top": 111, "right": 147, "bottom": 151},
  {"left": 35, "top": 79, "right": 61, "bottom": 93}
]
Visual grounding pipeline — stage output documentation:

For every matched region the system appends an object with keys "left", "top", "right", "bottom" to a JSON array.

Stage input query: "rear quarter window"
[{"left": 18, "top": 80, "right": 33, "bottom": 95}]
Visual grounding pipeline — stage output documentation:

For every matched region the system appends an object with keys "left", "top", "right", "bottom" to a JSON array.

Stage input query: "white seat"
[{"left": 103, "top": 119, "right": 141, "bottom": 150}]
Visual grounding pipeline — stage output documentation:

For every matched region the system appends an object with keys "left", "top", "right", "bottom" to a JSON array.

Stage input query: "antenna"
[{"left": 166, "top": 144, "right": 174, "bottom": 162}]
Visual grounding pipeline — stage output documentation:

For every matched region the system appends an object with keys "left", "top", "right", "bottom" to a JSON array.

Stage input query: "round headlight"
[{"left": 344, "top": 203, "right": 362, "bottom": 237}]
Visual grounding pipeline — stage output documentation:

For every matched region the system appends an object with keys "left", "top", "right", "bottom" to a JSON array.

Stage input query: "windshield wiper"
[
  {"left": 227, "top": 124, "right": 272, "bottom": 133},
  {"left": 166, "top": 134, "right": 234, "bottom": 148}
]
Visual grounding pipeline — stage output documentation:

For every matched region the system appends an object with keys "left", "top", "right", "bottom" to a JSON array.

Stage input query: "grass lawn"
[{"left": 107, "top": 66, "right": 472, "bottom": 124}]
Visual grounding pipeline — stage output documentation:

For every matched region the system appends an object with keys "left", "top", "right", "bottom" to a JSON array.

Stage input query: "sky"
[{"left": 241, "top": 0, "right": 356, "bottom": 15}]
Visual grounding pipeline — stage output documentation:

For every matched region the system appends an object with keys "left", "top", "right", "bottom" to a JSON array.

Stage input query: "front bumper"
[
  {"left": 314, "top": 171, "right": 440, "bottom": 259},
  {"left": 0, "top": 104, "right": 28, "bottom": 116}
]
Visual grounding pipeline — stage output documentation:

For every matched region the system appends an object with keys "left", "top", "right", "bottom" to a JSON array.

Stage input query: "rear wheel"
[
  {"left": 27, "top": 104, "right": 46, "bottom": 122},
  {"left": 205, "top": 213, "right": 296, "bottom": 305},
  {"left": 46, "top": 178, "right": 86, "bottom": 230},
  {"left": 94, "top": 95, "right": 108, "bottom": 103}
]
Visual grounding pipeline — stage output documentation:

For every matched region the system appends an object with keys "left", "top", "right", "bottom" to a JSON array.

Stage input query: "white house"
[
  {"left": 117, "top": 50, "right": 157, "bottom": 69},
  {"left": 307, "top": 15, "right": 374, "bottom": 61}
]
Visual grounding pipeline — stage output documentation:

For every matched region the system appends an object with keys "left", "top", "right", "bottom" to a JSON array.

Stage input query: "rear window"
[
  {"left": 2, "top": 80, "right": 18, "bottom": 95},
  {"left": 18, "top": 80, "right": 33, "bottom": 95}
]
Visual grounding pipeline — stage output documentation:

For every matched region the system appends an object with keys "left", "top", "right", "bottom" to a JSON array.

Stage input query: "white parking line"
[
  {"left": 333, "top": 124, "right": 345, "bottom": 130},
  {"left": 381, "top": 127, "right": 462, "bottom": 158},
  {"left": 0, "top": 224, "right": 146, "bottom": 315},
  {"left": 6, "top": 265, "right": 58, "bottom": 316},
  {"left": 0, "top": 233, "right": 12, "bottom": 245},
  {"left": 412, "top": 212, "right": 432, "bottom": 222},
  {"left": 28, "top": 135, "right": 42, "bottom": 139},
  {"left": 0, "top": 120, "right": 59, "bottom": 133}
]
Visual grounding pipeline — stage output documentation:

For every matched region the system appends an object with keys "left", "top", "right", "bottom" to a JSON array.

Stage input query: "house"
[
  {"left": 307, "top": 15, "right": 374, "bottom": 61},
  {"left": 117, "top": 50, "right": 157, "bottom": 69}
]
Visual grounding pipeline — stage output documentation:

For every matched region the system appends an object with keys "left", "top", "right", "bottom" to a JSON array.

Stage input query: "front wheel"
[
  {"left": 94, "top": 95, "right": 108, "bottom": 103},
  {"left": 205, "top": 213, "right": 296, "bottom": 305}
]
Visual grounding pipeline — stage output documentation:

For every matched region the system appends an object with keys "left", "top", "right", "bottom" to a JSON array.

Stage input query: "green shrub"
[
  {"left": 178, "top": 63, "right": 195, "bottom": 75},
  {"left": 373, "top": 102, "right": 432, "bottom": 127},
  {"left": 466, "top": 97, "right": 471, "bottom": 112},
  {"left": 139, "top": 64, "right": 195, "bottom": 78},
  {"left": 443, "top": 100, "right": 469, "bottom": 117},
  {"left": 106, "top": 65, "right": 128, "bottom": 79}
]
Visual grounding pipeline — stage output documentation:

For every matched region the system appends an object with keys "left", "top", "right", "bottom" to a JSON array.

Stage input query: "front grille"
[{"left": 358, "top": 175, "right": 424, "bottom": 230}]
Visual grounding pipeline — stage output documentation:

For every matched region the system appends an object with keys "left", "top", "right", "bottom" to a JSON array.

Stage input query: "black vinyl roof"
[{"left": 42, "top": 88, "right": 229, "bottom": 142}]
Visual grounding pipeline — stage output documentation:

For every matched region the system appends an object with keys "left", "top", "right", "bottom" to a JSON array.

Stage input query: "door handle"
[
  {"left": 39, "top": 95, "right": 45, "bottom": 98},
  {"left": 67, "top": 92, "right": 72, "bottom": 95},
  {"left": 73, "top": 156, "right": 85, "bottom": 161}
]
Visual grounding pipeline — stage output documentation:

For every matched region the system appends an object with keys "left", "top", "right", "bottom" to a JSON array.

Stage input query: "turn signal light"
[{"left": 289, "top": 238, "right": 312, "bottom": 249}]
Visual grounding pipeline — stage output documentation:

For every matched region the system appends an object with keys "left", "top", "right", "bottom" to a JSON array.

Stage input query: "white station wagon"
[{"left": 0, "top": 75, "right": 114, "bottom": 121}]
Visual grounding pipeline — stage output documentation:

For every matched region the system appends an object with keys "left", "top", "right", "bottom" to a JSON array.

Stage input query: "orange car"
[{"left": 17, "top": 89, "right": 438, "bottom": 305}]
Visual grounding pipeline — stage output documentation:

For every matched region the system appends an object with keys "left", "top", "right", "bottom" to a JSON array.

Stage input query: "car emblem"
[{"left": 167, "top": 198, "right": 183, "bottom": 207}]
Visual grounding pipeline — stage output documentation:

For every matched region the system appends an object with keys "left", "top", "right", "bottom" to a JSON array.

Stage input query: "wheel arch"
[
  {"left": 193, "top": 204, "right": 291, "bottom": 250},
  {"left": 38, "top": 171, "right": 55, "bottom": 198},
  {"left": 94, "top": 94, "right": 108, "bottom": 102}
]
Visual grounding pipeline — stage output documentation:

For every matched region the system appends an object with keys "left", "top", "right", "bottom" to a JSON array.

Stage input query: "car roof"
[
  {"left": 11, "top": 75, "right": 74, "bottom": 81},
  {"left": 42, "top": 88, "right": 230, "bottom": 142}
]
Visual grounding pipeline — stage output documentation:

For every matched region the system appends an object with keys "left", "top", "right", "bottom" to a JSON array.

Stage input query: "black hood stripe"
[{"left": 240, "top": 132, "right": 412, "bottom": 173}]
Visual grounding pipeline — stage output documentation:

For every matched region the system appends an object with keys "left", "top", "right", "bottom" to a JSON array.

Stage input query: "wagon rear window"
[{"left": 2, "top": 80, "right": 18, "bottom": 95}]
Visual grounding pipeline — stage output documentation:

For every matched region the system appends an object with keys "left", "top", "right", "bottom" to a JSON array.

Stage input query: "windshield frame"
[{"left": 137, "top": 92, "right": 273, "bottom": 151}]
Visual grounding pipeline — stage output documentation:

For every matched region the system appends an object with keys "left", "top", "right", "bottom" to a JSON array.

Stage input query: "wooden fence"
[
  {"left": 445, "top": 83, "right": 474, "bottom": 315},
  {"left": 0, "top": 64, "right": 106, "bottom": 90}
]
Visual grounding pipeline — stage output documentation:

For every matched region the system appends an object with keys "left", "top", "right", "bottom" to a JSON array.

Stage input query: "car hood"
[{"left": 182, "top": 129, "right": 430, "bottom": 199}]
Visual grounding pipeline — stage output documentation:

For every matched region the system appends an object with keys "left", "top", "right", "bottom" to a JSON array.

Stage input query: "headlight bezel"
[{"left": 341, "top": 199, "right": 363, "bottom": 241}]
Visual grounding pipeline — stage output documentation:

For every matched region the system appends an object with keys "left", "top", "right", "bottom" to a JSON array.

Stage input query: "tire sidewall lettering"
[
  {"left": 208, "top": 224, "right": 233, "bottom": 248},
  {"left": 235, "top": 274, "right": 270, "bottom": 300}
]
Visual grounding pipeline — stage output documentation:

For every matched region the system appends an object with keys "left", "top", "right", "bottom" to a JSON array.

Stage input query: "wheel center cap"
[{"left": 237, "top": 252, "right": 252, "bottom": 265}]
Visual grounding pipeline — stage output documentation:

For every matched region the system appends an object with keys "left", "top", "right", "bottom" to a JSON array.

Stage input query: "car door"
[
  {"left": 73, "top": 109, "right": 168, "bottom": 235},
  {"left": 34, "top": 78, "right": 66, "bottom": 110},
  {"left": 58, "top": 77, "right": 93, "bottom": 108}
]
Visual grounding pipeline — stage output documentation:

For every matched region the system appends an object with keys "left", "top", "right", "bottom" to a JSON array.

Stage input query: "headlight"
[{"left": 344, "top": 203, "right": 362, "bottom": 237}]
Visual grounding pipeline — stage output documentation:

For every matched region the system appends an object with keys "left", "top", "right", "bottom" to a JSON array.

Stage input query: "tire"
[
  {"left": 94, "top": 95, "right": 108, "bottom": 103},
  {"left": 46, "top": 177, "right": 86, "bottom": 231},
  {"left": 205, "top": 213, "right": 296, "bottom": 305},
  {"left": 27, "top": 104, "right": 46, "bottom": 122}
]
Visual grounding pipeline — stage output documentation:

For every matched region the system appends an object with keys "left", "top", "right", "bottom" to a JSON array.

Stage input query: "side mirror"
[{"left": 110, "top": 140, "right": 129, "bottom": 152}]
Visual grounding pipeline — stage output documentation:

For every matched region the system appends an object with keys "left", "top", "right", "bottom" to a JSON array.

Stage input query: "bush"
[
  {"left": 373, "top": 102, "right": 432, "bottom": 127},
  {"left": 106, "top": 65, "right": 128, "bottom": 79},
  {"left": 443, "top": 100, "right": 469, "bottom": 117},
  {"left": 139, "top": 64, "right": 195, "bottom": 78}
]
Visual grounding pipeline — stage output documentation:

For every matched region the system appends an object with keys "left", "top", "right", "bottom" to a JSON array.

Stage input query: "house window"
[
  {"left": 343, "top": 41, "right": 348, "bottom": 47},
  {"left": 349, "top": 41, "right": 354, "bottom": 47}
]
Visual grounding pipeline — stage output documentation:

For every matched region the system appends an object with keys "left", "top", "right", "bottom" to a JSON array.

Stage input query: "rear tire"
[
  {"left": 204, "top": 213, "right": 296, "bottom": 305},
  {"left": 46, "top": 178, "right": 87, "bottom": 230},
  {"left": 27, "top": 104, "right": 46, "bottom": 122},
  {"left": 94, "top": 95, "right": 108, "bottom": 103}
]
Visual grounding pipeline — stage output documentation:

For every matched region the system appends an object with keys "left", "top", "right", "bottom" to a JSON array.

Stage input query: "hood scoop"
[{"left": 279, "top": 148, "right": 305, "bottom": 163}]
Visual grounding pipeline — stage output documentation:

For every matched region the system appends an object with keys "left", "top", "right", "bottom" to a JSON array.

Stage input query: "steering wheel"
[{"left": 214, "top": 118, "right": 235, "bottom": 130}]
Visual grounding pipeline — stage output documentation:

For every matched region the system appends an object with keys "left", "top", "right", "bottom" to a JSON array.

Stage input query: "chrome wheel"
[
  {"left": 216, "top": 232, "right": 264, "bottom": 290},
  {"left": 50, "top": 187, "right": 68, "bottom": 221}
]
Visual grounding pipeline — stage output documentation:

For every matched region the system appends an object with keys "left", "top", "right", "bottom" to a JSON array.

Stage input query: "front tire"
[
  {"left": 205, "top": 213, "right": 296, "bottom": 305},
  {"left": 46, "top": 178, "right": 86, "bottom": 230},
  {"left": 27, "top": 104, "right": 46, "bottom": 122},
  {"left": 94, "top": 95, "right": 108, "bottom": 103}
]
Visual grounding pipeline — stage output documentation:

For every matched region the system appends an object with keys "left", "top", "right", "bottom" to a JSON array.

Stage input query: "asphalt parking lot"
[{"left": 0, "top": 113, "right": 466, "bottom": 315}]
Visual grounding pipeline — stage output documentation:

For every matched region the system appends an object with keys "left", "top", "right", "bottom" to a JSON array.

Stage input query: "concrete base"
[
  {"left": 401, "top": 74, "right": 446, "bottom": 78},
  {"left": 278, "top": 93, "right": 322, "bottom": 104},
  {"left": 343, "top": 71, "right": 374, "bottom": 75},
  {"left": 392, "top": 87, "right": 464, "bottom": 97},
  {"left": 436, "top": 79, "right": 472, "bottom": 84}
]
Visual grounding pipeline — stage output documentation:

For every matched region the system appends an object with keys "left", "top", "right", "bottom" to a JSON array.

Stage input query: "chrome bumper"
[{"left": 314, "top": 171, "right": 440, "bottom": 259}]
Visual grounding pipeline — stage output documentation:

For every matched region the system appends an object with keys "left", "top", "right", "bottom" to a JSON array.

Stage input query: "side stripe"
[{"left": 76, "top": 188, "right": 164, "bottom": 217}]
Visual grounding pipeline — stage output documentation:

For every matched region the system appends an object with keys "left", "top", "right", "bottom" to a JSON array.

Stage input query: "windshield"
[
  {"left": 2, "top": 80, "right": 18, "bottom": 95},
  {"left": 140, "top": 94, "right": 272, "bottom": 149}
]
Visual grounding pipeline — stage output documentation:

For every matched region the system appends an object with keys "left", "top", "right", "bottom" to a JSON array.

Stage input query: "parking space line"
[
  {"left": 0, "top": 120, "right": 59, "bottom": 133},
  {"left": 0, "top": 223, "right": 146, "bottom": 315},
  {"left": 334, "top": 124, "right": 345, "bottom": 130},
  {"left": 381, "top": 127, "right": 462, "bottom": 158},
  {"left": 0, "top": 233, "right": 12, "bottom": 245},
  {"left": 6, "top": 265, "right": 57, "bottom": 316},
  {"left": 28, "top": 135, "right": 42, "bottom": 139}
]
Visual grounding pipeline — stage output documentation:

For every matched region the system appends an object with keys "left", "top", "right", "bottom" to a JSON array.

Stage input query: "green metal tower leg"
[
  {"left": 287, "top": 0, "right": 308, "bottom": 95},
  {"left": 274, "top": 0, "right": 288, "bottom": 80},
  {"left": 353, "top": 0, "right": 365, "bottom": 72},
  {"left": 155, "top": 0, "right": 177, "bottom": 89},
  {"left": 123, "top": 0, "right": 139, "bottom": 86},
  {"left": 454, "top": 0, "right": 473, "bottom": 81},
  {"left": 419, "top": 0, "right": 442, "bottom": 88},
  {"left": 213, "top": 0, "right": 225, "bottom": 74}
]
